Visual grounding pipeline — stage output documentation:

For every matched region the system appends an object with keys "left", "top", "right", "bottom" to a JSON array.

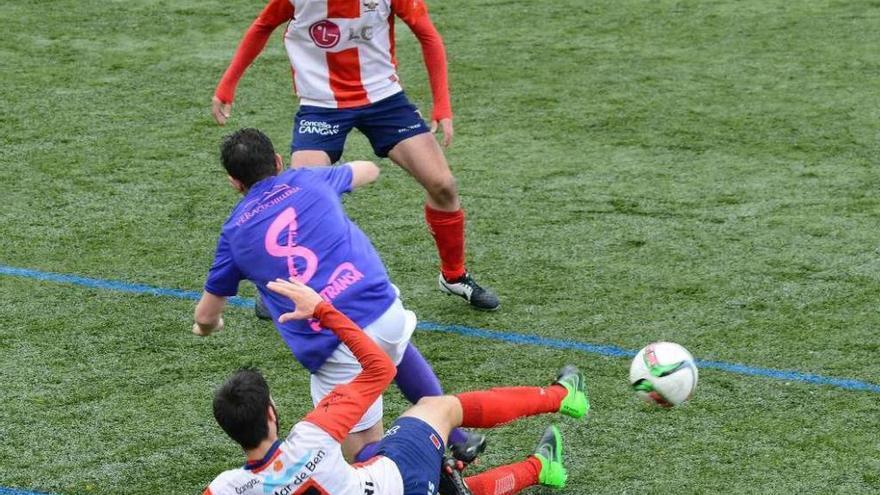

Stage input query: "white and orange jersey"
[
  {"left": 215, "top": 0, "right": 452, "bottom": 120},
  {"left": 204, "top": 303, "right": 402, "bottom": 495},
  {"left": 204, "top": 422, "right": 403, "bottom": 495}
]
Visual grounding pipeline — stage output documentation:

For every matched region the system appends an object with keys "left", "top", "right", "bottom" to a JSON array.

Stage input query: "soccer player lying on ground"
[
  {"left": 193, "top": 128, "right": 479, "bottom": 461},
  {"left": 211, "top": 0, "right": 499, "bottom": 311},
  {"left": 203, "top": 278, "right": 589, "bottom": 495}
]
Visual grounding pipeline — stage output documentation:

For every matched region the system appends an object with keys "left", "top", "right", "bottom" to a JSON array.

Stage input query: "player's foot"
[
  {"left": 254, "top": 293, "right": 272, "bottom": 321},
  {"left": 555, "top": 365, "right": 589, "bottom": 419},
  {"left": 439, "top": 455, "right": 472, "bottom": 495},
  {"left": 450, "top": 432, "right": 487, "bottom": 464},
  {"left": 533, "top": 425, "right": 567, "bottom": 488},
  {"left": 438, "top": 273, "right": 500, "bottom": 311}
]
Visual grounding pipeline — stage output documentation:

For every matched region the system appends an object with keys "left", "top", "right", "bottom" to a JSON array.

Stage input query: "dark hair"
[
  {"left": 220, "top": 128, "right": 278, "bottom": 188},
  {"left": 213, "top": 368, "right": 272, "bottom": 449}
]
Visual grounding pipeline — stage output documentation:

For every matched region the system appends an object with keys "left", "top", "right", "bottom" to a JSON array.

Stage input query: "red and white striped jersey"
[
  {"left": 204, "top": 422, "right": 403, "bottom": 495},
  {"left": 285, "top": 0, "right": 402, "bottom": 108},
  {"left": 215, "top": 0, "right": 452, "bottom": 120}
]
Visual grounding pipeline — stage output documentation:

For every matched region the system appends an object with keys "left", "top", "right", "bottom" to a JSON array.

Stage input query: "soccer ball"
[{"left": 629, "top": 342, "right": 698, "bottom": 407}]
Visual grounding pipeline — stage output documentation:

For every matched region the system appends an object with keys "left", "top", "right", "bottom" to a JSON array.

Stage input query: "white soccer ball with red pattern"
[{"left": 629, "top": 342, "right": 698, "bottom": 407}]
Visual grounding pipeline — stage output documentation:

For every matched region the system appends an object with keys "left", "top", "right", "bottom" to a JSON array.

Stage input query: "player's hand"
[
  {"left": 211, "top": 95, "right": 233, "bottom": 126},
  {"left": 192, "top": 317, "right": 224, "bottom": 337},
  {"left": 430, "top": 117, "right": 454, "bottom": 148},
  {"left": 267, "top": 278, "right": 324, "bottom": 322}
]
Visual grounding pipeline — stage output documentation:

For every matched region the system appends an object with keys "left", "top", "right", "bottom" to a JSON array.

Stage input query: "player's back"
[
  {"left": 204, "top": 421, "right": 402, "bottom": 495},
  {"left": 206, "top": 165, "right": 397, "bottom": 372},
  {"left": 226, "top": 167, "right": 358, "bottom": 285}
]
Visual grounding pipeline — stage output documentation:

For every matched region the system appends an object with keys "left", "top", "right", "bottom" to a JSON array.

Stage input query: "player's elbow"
[
  {"left": 417, "top": 31, "right": 443, "bottom": 48},
  {"left": 350, "top": 160, "right": 380, "bottom": 188},
  {"left": 374, "top": 354, "right": 397, "bottom": 384},
  {"left": 380, "top": 356, "right": 396, "bottom": 381}
]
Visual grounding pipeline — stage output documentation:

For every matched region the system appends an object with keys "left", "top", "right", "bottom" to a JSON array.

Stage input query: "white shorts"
[{"left": 309, "top": 297, "right": 417, "bottom": 432}]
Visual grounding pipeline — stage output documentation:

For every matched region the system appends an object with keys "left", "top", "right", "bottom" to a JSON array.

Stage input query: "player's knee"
[
  {"left": 417, "top": 395, "right": 460, "bottom": 418},
  {"left": 415, "top": 395, "right": 442, "bottom": 406},
  {"left": 413, "top": 396, "right": 461, "bottom": 435},
  {"left": 426, "top": 175, "right": 458, "bottom": 207}
]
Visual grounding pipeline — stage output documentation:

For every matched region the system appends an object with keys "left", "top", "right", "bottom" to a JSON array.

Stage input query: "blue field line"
[
  {"left": 0, "top": 488, "right": 52, "bottom": 495},
  {"left": 416, "top": 323, "right": 880, "bottom": 393},
  {"left": 0, "top": 265, "right": 255, "bottom": 308},
  {"left": 2, "top": 264, "right": 880, "bottom": 395}
]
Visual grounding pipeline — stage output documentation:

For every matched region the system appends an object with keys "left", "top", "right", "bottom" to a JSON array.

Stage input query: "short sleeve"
[
  {"left": 204, "top": 230, "right": 243, "bottom": 297},
  {"left": 310, "top": 164, "right": 353, "bottom": 196}
]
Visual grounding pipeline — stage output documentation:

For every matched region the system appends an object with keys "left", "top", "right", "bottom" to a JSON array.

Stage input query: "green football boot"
[
  {"left": 555, "top": 365, "right": 589, "bottom": 419},
  {"left": 533, "top": 425, "right": 567, "bottom": 488}
]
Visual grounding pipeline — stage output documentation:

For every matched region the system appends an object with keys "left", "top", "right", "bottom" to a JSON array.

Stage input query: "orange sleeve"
[
  {"left": 303, "top": 302, "right": 396, "bottom": 442},
  {"left": 214, "top": 0, "right": 294, "bottom": 104},
  {"left": 392, "top": 0, "right": 452, "bottom": 121}
]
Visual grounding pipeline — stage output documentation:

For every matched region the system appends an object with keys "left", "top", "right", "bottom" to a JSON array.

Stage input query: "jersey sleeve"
[
  {"left": 310, "top": 164, "right": 354, "bottom": 196},
  {"left": 214, "top": 0, "right": 295, "bottom": 103},
  {"left": 204, "top": 230, "right": 243, "bottom": 297},
  {"left": 392, "top": 0, "right": 429, "bottom": 24},
  {"left": 392, "top": 0, "right": 452, "bottom": 121},
  {"left": 303, "top": 302, "right": 396, "bottom": 442}
]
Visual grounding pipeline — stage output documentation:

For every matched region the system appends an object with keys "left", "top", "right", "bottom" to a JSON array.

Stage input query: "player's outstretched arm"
[
  {"left": 267, "top": 278, "right": 396, "bottom": 442},
  {"left": 193, "top": 291, "right": 226, "bottom": 336},
  {"left": 212, "top": 0, "right": 294, "bottom": 125},
  {"left": 393, "top": 0, "right": 454, "bottom": 146},
  {"left": 349, "top": 161, "right": 381, "bottom": 189}
]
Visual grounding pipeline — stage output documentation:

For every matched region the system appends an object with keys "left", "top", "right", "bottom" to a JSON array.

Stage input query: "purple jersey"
[{"left": 204, "top": 165, "right": 397, "bottom": 373}]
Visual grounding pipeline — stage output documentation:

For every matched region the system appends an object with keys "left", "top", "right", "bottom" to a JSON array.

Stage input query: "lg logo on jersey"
[
  {"left": 309, "top": 20, "right": 341, "bottom": 48},
  {"left": 310, "top": 20, "right": 374, "bottom": 48}
]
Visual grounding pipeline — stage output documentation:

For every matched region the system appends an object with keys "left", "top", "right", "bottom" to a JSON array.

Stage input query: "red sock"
[
  {"left": 465, "top": 457, "right": 542, "bottom": 495},
  {"left": 424, "top": 204, "right": 466, "bottom": 281},
  {"left": 455, "top": 385, "right": 566, "bottom": 428}
]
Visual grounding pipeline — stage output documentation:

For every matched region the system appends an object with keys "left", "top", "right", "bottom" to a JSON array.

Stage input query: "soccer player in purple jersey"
[{"left": 191, "top": 128, "right": 480, "bottom": 463}]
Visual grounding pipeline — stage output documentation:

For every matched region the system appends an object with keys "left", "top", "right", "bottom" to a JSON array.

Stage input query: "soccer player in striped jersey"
[
  {"left": 210, "top": 0, "right": 499, "bottom": 311},
  {"left": 202, "top": 277, "right": 588, "bottom": 495}
]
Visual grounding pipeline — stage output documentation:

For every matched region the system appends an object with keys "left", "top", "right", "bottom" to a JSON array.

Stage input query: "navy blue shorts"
[
  {"left": 376, "top": 417, "right": 445, "bottom": 495},
  {"left": 291, "top": 91, "right": 431, "bottom": 162}
]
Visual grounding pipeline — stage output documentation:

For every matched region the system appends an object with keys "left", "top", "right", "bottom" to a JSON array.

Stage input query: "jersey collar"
[{"left": 244, "top": 439, "right": 283, "bottom": 472}]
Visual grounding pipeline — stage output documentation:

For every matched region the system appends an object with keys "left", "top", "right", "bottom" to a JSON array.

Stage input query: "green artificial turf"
[{"left": 1, "top": 0, "right": 879, "bottom": 493}]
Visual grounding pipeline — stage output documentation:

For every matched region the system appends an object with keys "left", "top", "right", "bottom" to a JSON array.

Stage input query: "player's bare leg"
[
  {"left": 394, "top": 367, "right": 587, "bottom": 494},
  {"left": 388, "top": 133, "right": 459, "bottom": 211},
  {"left": 291, "top": 150, "right": 332, "bottom": 168},
  {"left": 399, "top": 396, "right": 462, "bottom": 444},
  {"left": 388, "top": 133, "right": 500, "bottom": 311},
  {"left": 341, "top": 421, "right": 384, "bottom": 462}
]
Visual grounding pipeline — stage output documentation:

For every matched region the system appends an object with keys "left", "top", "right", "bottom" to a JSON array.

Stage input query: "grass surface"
[{"left": 2, "top": 0, "right": 879, "bottom": 493}]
